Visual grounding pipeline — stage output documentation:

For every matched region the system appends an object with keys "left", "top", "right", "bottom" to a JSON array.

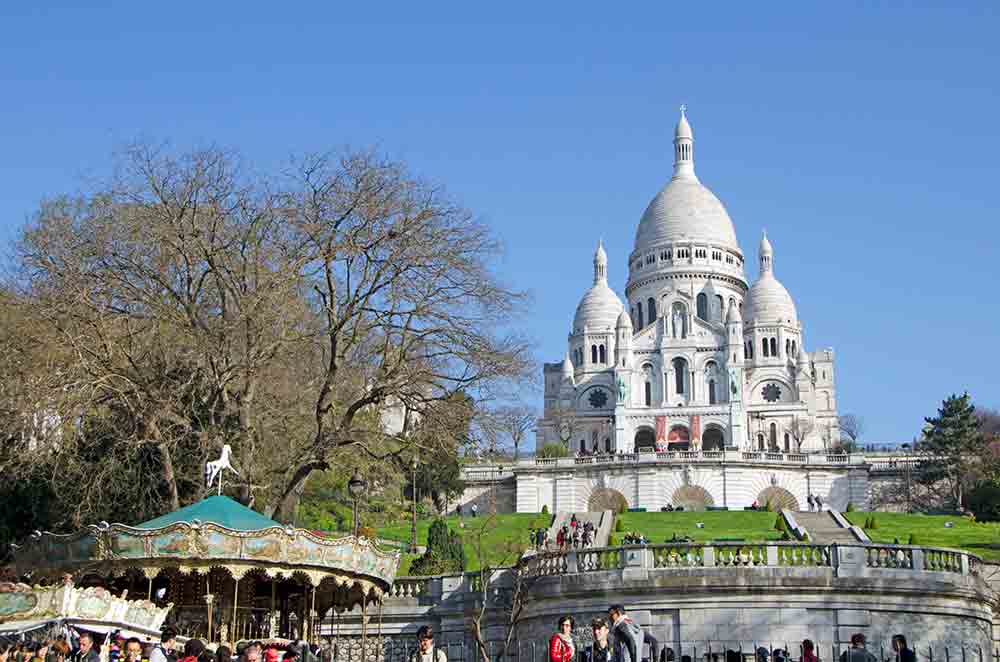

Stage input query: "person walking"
[
  {"left": 801, "top": 640, "right": 818, "bottom": 662},
  {"left": 148, "top": 630, "right": 177, "bottom": 662},
  {"left": 815, "top": 494, "right": 823, "bottom": 511},
  {"left": 68, "top": 634, "right": 99, "bottom": 662},
  {"left": 891, "top": 636, "right": 915, "bottom": 662},
  {"left": 806, "top": 495, "right": 815, "bottom": 512},
  {"left": 409, "top": 626, "right": 446, "bottom": 662},
  {"left": 470, "top": 504, "right": 478, "bottom": 518},
  {"left": 607, "top": 605, "right": 644, "bottom": 662},
  {"left": 580, "top": 619, "right": 614, "bottom": 662},
  {"left": 548, "top": 616, "right": 575, "bottom": 662},
  {"left": 839, "top": 634, "right": 876, "bottom": 662}
]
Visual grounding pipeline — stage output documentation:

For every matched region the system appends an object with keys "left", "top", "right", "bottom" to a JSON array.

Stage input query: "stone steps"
[{"left": 791, "top": 510, "right": 858, "bottom": 543}]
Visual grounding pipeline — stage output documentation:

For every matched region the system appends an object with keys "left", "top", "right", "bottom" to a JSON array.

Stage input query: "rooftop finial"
[
  {"left": 593, "top": 239, "right": 608, "bottom": 284},
  {"left": 673, "top": 105, "right": 695, "bottom": 179}
]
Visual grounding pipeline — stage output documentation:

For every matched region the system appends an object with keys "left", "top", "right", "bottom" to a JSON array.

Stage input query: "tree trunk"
[
  {"left": 265, "top": 459, "right": 330, "bottom": 521},
  {"left": 158, "top": 442, "right": 181, "bottom": 512}
]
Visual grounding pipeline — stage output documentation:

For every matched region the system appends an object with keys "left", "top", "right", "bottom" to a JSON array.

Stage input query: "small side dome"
[
  {"left": 726, "top": 300, "right": 742, "bottom": 323},
  {"left": 574, "top": 285, "right": 624, "bottom": 333},
  {"left": 562, "top": 353, "right": 574, "bottom": 377},
  {"left": 617, "top": 308, "right": 633, "bottom": 329},
  {"left": 746, "top": 275, "right": 798, "bottom": 324}
]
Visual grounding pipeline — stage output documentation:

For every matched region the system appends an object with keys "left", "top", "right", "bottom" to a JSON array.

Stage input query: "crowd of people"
[
  {"left": 547, "top": 609, "right": 920, "bottom": 662},
  {"left": 0, "top": 630, "right": 323, "bottom": 662},
  {"left": 531, "top": 514, "right": 598, "bottom": 551}
]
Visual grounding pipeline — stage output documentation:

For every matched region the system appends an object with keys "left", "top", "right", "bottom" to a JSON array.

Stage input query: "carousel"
[{"left": 6, "top": 473, "right": 400, "bottom": 645}]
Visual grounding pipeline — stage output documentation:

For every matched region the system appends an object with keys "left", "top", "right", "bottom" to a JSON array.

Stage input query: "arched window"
[
  {"left": 599, "top": 344, "right": 606, "bottom": 364},
  {"left": 762, "top": 338, "right": 769, "bottom": 357},
  {"left": 670, "top": 302, "right": 687, "bottom": 338},
  {"left": 672, "top": 357, "right": 687, "bottom": 395},
  {"left": 696, "top": 293, "right": 708, "bottom": 320},
  {"left": 770, "top": 337, "right": 778, "bottom": 357},
  {"left": 647, "top": 298, "right": 657, "bottom": 324},
  {"left": 708, "top": 379, "right": 717, "bottom": 405},
  {"left": 605, "top": 437, "right": 612, "bottom": 453},
  {"left": 792, "top": 340, "right": 797, "bottom": 356},
  {"left": 769, "top": 422, "right": 777, "bottom": 450},
  {"left": 784, "top": 433, "right": 791, "bottom": 453},
  {"left": 786, "top": 338, "right": 791, "bottom": 356},
  {"left": 758, "top": 433, "right": 765, "bottom": 451},
  {"left": 637, "top": 302, "right": 644, "bottom": 328},
  {"left": 714, "top": 294, "right": 724, "bottom": 321},
  {"left": 644, "top": 381, "right": 652, "bottom": 406},
  {"left": 580, "top": 439, "right": 586, "bottom": 453}
]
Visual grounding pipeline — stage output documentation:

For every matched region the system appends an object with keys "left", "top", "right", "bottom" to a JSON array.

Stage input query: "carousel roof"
[
  {"left": 9, "top": 495, "right": 400, "bottom": 609},
  {"left": 136, "top": 496, "right": 280, "bottom": 531}
]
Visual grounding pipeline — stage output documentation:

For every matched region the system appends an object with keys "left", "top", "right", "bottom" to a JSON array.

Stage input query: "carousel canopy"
[
  {"left": 136, "top": 496, "right": 280, "bottom": 531},
  {"left": 9, "top": 496, "right": 400, "bottom": 609}
]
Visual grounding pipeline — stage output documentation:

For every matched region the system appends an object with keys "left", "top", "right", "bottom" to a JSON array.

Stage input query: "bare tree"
[
  {"left": 787, "top": 417, "right": 815, "bottom": 452},
  {"left": 466, "top": 513, "right": 539, "bottom": 662},
  {"left": 838, "top": 414, "right": 865, "bottom": 448},
  {"left": 550, "top": 404, "right": 577, "bottom": 454},
  {"left": 6, "top": 144, "right": 534, "bottom": 523},
  {"left": 495, "top": 404, "right": 536, "bottom": 460}
]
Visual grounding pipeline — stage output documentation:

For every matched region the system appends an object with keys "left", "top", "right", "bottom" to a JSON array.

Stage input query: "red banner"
[
  {"left": 655, "top": 416, "right": 667, "bottom": 450},
  {"left": 691, "top": 415, "right": 701, "bottom": 442}
]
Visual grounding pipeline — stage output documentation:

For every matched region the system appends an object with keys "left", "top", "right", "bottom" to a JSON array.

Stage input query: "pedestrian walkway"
[{"left": 540, "top": 511, "right": 613, "bottom": 550}]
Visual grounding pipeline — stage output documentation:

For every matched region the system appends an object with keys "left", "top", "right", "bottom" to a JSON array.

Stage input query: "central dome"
[{"left": 634, "top": 177, "right": 739, "bottom": 251}]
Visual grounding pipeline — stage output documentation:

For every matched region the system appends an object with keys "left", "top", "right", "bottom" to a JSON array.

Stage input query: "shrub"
[
  {"left": 409, "top": 518, "right": 465, "bottom": 575},
  {"left": 774, "top": 516, "right": 787, "bottom": 532},
  {"left": 536, "top": 442, "right": 570, "bottom": 459},
  {"left": 868, "top": 516, "right": 879, "bottom": 530},
  {"left": 615, "top": 517, "right": 624, "bottom": 532},
  {"left": 801, "top": 532, "right": 810, "bottom": 542},
  {"left": 780, "top": 530, "right": 791, "bottom": 541},
  {"left": 541, "top": 504, "right": 549, "bottom": 515},
  {"left": 907, "top": 533, "right": 919, "bottom": 545},
  {"left": 846, "top": 502, "right": 856, "bottom": 512},
  {"left": 966, "top": 482, "right": 1000, "bottom": 522},
  {"left": 764, "top": 499, "right": 774, "bottom": 512}
]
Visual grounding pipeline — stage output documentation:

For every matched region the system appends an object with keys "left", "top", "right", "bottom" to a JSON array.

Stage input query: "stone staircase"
[
  {"left": 545, "top": 511, "right": 612, "bottom": 548},
  {"left": 790, "top": 509, "right": 863, "bottom": 544}
]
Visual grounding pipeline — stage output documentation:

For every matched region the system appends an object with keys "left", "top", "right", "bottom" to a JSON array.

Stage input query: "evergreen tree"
[
  {"left": 916, "top": 393, "right": 982, "bottom": 509},
  {"left": 410, "top": 518, "right": 465, "bottom": 575}
]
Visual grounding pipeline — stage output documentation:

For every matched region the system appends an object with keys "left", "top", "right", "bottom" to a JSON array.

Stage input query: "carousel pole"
[
  {"left": 310, "top": 586, "right": 317, "bottom": 643},
  {"left": 231, "top": 573, "right": 240, "bottom": 644},
  {"left": 270, "top": 578, "right": 277, "bottom": 638},
  {"left": 361, "top": 599, "right": 367, "bottom": 658},
  {"left": 147, "top": 576, "right": 153, "bottom": 601}
]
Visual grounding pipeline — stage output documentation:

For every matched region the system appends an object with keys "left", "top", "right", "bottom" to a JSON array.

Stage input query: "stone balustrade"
[{"left": 522, "top": 450, "right": 868, "bottom": 469}]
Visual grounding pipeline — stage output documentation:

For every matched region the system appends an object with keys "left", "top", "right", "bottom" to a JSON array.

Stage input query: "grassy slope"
[
  {"left": 612, "top": 511, "right": 784, "bottom": 545},
  {"left": 844, "top": 512, "right": 1000, "bottom": 561},
  {"left": 376, "top": 513, "right": 552, "bottom": 574}
]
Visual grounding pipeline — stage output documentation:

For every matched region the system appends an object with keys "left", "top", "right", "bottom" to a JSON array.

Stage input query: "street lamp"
[
  {"left": 348, "top": 469, "right": 367, "bottom": 537},
  {"left": 410, "top": 457, "right": 419, "bottom": 552}
]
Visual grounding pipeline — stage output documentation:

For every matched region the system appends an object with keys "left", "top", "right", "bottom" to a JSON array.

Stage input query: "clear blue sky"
[{"left": 1, "top": 3, "right": 997, "bottom": 445}]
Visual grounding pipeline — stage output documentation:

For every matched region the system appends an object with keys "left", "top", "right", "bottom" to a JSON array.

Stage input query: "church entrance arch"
[
  {"left": 634, "top": 427, "right": 655, "bottom": 453},
  {"left": 702, "top": 426, "right": 725, "bottom": 451},
  {"left": 671, "top": 485, "right": 714, "bottom": 511},
  {"left": 667, "top": 425, "right": 690, "bottom": 451},
  {"left": 588, "top": 487, "right": 629, "bottom": 513},
  {"left": 757, "top": 486, "right": 799, "bottom": 511}
]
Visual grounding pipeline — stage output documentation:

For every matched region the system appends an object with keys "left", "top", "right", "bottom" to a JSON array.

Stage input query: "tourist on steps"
[
  {"left": 549, "top": 616, "right": 576, "bottom": 662},
  {"left": 607, "top": 605, "right": 644, "bottom": 662},
  {"left": 581, "top": 619, "right": 613, "bottom": 662}
]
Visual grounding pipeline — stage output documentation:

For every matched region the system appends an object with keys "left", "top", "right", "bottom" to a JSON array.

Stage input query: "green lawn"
[
  {"left": 611, "top": 511, "right": 785, "bottom": 545},
  {"left": 376, "top": 513, "right": 552, "bottom": 574},
  {"left": 844, "top": 512, "right": 1000, "bottom": 561}
]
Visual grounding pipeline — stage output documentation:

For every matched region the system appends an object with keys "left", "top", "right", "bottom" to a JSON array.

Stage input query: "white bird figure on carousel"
[{"left": 205, "top": 444, "right": 239, "bottom": 495}]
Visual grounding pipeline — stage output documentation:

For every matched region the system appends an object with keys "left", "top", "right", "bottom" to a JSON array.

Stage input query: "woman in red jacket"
[{"left": 549, "top": 615, "right": 576, "bottom": 662}]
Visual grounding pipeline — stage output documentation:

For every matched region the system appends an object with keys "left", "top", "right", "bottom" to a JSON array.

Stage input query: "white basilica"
[{"left": 539, "top": 109, "right": 839, "bottom": 457}]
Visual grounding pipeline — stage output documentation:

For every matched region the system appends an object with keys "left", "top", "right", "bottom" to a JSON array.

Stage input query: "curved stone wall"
[{"left": 326, "top": 542, "right": 996, "bottom": 660}]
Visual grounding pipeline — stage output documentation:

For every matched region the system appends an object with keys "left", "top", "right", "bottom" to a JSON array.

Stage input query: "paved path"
[{"left": 544, "top": 511, "right": 612, "bottom": 548}]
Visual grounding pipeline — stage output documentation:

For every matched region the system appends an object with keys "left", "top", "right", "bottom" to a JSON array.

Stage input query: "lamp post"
[
  {"left": 410, "top": 457, "right": 418, "bottom": 552},
  {"left": 348, "top": 469, "right": 367, "bottom": 537}
]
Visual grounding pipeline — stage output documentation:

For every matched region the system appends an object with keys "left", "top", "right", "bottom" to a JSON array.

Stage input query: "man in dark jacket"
[
  {"left": 607, "top": 605, "right": 644, "bottom": 662},
  {"left": 69, "top": 633, "right": 100, "bottom": 662}
]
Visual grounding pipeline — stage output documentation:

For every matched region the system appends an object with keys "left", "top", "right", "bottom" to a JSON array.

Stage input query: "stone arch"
[
  {"left": 702, "top": 425, "right": 725, "bottom": 451},
  {"left": 757, "top": 486, "right": 799, "bottom": 511},
  {"left": 634, "top": 427, "right": 655, "bottom": 452},
  {"left": 588, "top": 487, "right": 629, "bottom": 513},
  {"left": 670, "top": 485, "right": 714, "bottom": 511}
]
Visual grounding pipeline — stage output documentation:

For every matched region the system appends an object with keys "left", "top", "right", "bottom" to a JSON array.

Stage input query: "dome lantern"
[{"left": 673, "top": 105, "right": 695, "bottom": 180}]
